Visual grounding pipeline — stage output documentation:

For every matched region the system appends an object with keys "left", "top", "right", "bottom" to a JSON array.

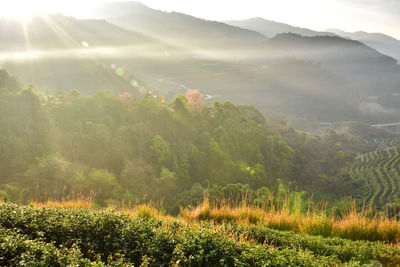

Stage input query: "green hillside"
[
  {"left": 0, "top": 69, "right": 362, "bottom": 212},
  {"left": 346, "top": 134, "right": 400, "bottom": 211}
]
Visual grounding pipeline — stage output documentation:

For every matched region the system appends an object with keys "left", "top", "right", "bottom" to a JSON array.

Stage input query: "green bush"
[
  {"left": 1, "top": 203, "right": 397, "bottom": 266},
  {"left": 0, "top": 227, "right": 104, "bottom": 266}
]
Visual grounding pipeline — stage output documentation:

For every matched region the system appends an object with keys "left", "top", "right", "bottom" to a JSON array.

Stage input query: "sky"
[
  {"left": 2, "top": 0, "right": 400, "bottom": 39},
  {"left": 138, "top": 0, "right": 400, "bottom": 38}
]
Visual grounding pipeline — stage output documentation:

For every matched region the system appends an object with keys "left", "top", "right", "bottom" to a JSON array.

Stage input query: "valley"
[{"left": 0, "top": 1, "right": 400, "bottom": 265}]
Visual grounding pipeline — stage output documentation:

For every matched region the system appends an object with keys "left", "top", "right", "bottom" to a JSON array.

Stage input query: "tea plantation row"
[
  {"left": 0, "top": 203, "right": 398, "bottom": 266},
  {"left": 350, "top": 146, "right": 400, "bottom": 206}
]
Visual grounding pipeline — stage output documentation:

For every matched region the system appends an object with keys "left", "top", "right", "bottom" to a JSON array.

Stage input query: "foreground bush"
[
  {"left": 227, "top": 224, "right": 400, "bottom": 265},
  {"left": 1, "top": 203, "right": 399, "bottom": 266},
  {"left": 0, "top": 228, "right": 110, "bottom": 266}
]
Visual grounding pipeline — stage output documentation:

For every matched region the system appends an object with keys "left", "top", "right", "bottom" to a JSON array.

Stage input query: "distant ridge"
[
  {"left": 224, "top": 17, "right": 335, "bottom": 38},
  {"left": 328, "top": 28, "right": 400, "bottom": 62},
  {"left": 90, "top": 1, "right": 268, "bottom": 49},
  {"left": 253, "top": 33, "right": 400, "bottom": 97},
  {"left": 82, "top": 1, "right": 154, "bottom": 19}
]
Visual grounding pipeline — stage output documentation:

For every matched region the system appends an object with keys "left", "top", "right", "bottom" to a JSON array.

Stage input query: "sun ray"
[
  {"left": 20, "top": 19, "right": 35, "bottom": 85},
  {"left": 40, "top": 14, "right": 79, "bottom": 48}
]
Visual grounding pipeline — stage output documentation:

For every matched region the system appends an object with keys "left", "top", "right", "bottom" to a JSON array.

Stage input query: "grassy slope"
[{"left": 0, "top": 202, "right": 399, "bottom": 266}]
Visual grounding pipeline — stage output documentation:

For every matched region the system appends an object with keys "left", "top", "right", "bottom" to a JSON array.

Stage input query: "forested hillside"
[{"left": 0, "top": 70, "right": 360, "bottom": 212}]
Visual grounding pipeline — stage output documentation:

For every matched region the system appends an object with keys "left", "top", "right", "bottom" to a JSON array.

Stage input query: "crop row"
[
  {"left": 2, "top": 203, "right": 400, "bottom": 265},
  {"left": 229, "top": 224, "right": 400, "bottom": 266},
  {"left": 0, "top": 203, "right": 352, "bottom": 266},
  {"left": 382, "top": 136, "right": 400, "bottom": 148},
  {"left": 349, "top": 146, "right": 400, "bottom": 206},
  {"left": 0, "top": 227, "right": 113, "bottom": 266}
]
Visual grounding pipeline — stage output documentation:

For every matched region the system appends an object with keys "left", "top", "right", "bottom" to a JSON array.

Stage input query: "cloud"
[{"left": 339, "top": 0, "right": 400, "bottom": 15}]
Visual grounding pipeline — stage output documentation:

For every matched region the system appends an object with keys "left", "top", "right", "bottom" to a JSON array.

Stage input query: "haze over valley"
[
  {"left": 1, "top": 2, "right": 400, "bottom": 265},
  {"left": 2, "top": 2, "right": 400, "bottom": 127}
]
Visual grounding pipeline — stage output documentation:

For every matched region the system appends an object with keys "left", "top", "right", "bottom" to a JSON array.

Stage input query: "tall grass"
[
  {"left": 181, "top": 197, "right": 400, "bottom": 243},
  {"left": 29, "top": 194, "right": 173, "bottom": 223},
  {"left": 29, "top": 193, "right": 94, "bottom": 209},
  {"left": 121, "top": 203, "right": 164, "bottom": 219},
  {"left": 29, "top": 193, "right": 400, "bottom": 243}
]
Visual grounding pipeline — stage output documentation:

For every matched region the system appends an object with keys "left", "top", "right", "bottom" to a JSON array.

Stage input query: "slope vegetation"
[
  {"left": 349, "top": 135, "right": 400, "bottom": 207},
  {"left": 0, "top": 202, "right": 399, "bottom": 266}
]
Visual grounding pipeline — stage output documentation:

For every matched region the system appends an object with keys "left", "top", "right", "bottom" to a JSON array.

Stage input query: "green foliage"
[
  {"left": 229, "top": 223, "right": 400, "bottom": 265},
  {"left": 348, "top": 143, "right": 400, "bottom": 209},
  {"left": 0, "top": 72, "right": 359, "bottom": 211},
  {"left": 0, "top": 70, "right": 21, "bottom": 92},
  {"left": 3, "top": 203, "right": 398, "bottom": 266},
  {"left": 119, "top": 159, "right": 157, "bottom": 201},
  {"left": 82, "top": 169, "right": 120, "bottom": 205},
  {"left": 151, "top": 135, "right": 172, "bottom": 169},
  {"left": 0, "top": 228, "right": 105, "bottom": 266}
]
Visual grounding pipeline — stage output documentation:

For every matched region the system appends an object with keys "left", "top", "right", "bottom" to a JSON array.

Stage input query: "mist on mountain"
[{"left": 0, "top": 1, "right": 399, "bottom": 126}]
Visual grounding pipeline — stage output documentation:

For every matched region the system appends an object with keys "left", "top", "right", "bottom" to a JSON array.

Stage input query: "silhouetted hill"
[
  {"left": 95, "top": 2, "right": 268, "bottom": 49},
  {"left": 225, "top": 17, "right": 334, "bottom": 38},
  {"left": 81, "top": 1, "right": 155, "bottom": 19},
  {"left": 253, "top": 34, "right": 400, "bottom": 98},
  {"left": 328, "top": 28, "right": 400, "bottom": 62}
]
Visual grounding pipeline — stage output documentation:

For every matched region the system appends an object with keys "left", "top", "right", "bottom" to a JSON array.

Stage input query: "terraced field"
[
  {"left": 349, "top": 140, "right": 400, "bottom": 206},
  {"left": 381, "top": 135, "right": 400, "bottom": 148}
]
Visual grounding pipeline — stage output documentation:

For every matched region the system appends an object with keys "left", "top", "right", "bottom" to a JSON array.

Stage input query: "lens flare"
[
  {"left": 115, "top": 68, "right": 124, "bottom": 77},
  {"left": 130, "top": 80, "right": 139, "bottom": 87}
]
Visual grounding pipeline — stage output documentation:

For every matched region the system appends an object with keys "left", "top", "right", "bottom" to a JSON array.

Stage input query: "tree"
[
  {"left": 117, "top": 92, "right": 133, "bottom": 102},
  {"left": 83, "top": 169, "right": 120, "bottom": 205},
  {"left": 169, "top": 94, "right": 190, "bottom": 114},
  {"left": 119, "top": 159, "right": 157, "bottom": 200},
  {"left": 151, "top": 135, "right": 172, "bottom": 169},
  {"left": 186, "top": 89, "right": 205, "bottom": 112}
]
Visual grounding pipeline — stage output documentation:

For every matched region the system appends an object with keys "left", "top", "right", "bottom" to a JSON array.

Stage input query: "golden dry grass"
[
  {"left": 30, "top": 197, "right": 93, "bottom": 209},
  {"left": 121, "top": 203, "right": 163, "bottom": 219},
  {"left": 30, "top": 195, "right": 400, "bottom": 243},
  {"left": 181, "top": 198, "right": 400, "bottom": 243},
  {"left": 30, "top": 196, "right": 177, "bottom": 223}
]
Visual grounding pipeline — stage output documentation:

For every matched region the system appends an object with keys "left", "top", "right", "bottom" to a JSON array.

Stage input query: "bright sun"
[{"left": 0, "top": 0, "right": 79, "bottom": 19}]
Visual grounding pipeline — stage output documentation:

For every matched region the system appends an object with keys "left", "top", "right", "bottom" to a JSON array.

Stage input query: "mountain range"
[
  {"left": 225, "top": 17, "right": 334, "bottom": 38},
  {"left": 0, "top": 1, "right": 400, "bottom": 127},
  {"left": 327, "top": 28, "right": 400, "bottom": 62}
]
